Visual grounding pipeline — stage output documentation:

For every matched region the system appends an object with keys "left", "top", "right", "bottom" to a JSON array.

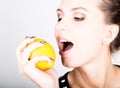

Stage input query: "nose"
[{"left": 55, "top": 19, "right": 68, "bottom": 31}]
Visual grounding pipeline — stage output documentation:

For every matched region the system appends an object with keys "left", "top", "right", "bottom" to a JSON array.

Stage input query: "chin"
[
  {"left": 61, "top": 55, "right": 89, "bottom": 68},
  {"left": 61, "top": 57, "right": 77, "bottom": 68}
]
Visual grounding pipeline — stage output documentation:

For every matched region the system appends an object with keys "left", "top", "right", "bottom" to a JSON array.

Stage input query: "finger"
[
  {"left": 22, "top": 56, "right": 49, "bottom": 73},
  {"left": 16, "top": 37, "right": 38, "bottom": 63},
  {"left": 22, "top": 56, "right": 51, "bottom": 73},
  {"left": 16, "top": 38, "right": 36, "bottom": 54},
  {"left": 22, "top": 57, "right": 55, "bottom": 87},
  {"left": 21, "top": 42, "right": 45, "bottom": 66},
  {"left": 16, "top": 37, "right": 36, "bottom": 73}
]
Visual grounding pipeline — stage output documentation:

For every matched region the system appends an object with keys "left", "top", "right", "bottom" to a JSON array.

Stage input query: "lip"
[
  {"left": 56, "top": 36, "right": 73, "bottom": 55},
  {"left": 57, "top": 36, "right": 66, "bottom": 51},
  {"left": 59, "top": 48, "right": 71, "bottom": 56}
]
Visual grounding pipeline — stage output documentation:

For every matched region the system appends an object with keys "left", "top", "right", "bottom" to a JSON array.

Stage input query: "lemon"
[{"left": 29, "top": 38, "right": 56, "bottom": 71}]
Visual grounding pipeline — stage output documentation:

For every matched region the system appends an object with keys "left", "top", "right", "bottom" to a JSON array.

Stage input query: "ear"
[{"left": 103, "top": 24, "right": 119, "bottom": 44}]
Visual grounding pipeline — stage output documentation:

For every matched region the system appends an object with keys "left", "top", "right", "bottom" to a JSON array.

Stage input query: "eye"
[
  {"left": 74, "top": 17, "right": 85, "bottom": 21},
  {"left": 58, "top": 18, "right": 62, "bottom": 22}
]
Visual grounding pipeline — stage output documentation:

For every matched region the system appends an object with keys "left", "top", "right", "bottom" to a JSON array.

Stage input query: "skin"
[
  {"left": 55, "top": 0, "right": 120, "bottom": 87},
  {"left": 16, "top": 38, "right": 59, "bottom": 88},
  {"left": 16, "top": 0, "right": 120, "bottom": 88}
]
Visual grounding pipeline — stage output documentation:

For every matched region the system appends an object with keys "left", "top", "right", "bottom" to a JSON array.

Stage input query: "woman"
[{"left": 16, "top": 0, "right": 120, "bottom": 88}]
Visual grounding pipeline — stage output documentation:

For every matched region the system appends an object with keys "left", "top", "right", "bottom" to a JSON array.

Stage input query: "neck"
[{"left": 68, "top": 51, "right": 117, "bottom": 88}]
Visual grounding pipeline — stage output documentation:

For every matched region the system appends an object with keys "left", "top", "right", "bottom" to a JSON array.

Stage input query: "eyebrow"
[
  {"left": 57, "top": 7, "right": 88, "bottom": 12},
  {"left": 71, "top": 7, "right": 88, "bottom": 12},
  {"left": 57, "top": 8, "right": 63, "bottom": 12}
]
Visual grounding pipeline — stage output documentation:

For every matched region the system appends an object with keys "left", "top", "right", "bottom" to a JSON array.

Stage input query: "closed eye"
[{"left": 74, "top": 17, "right": 85, "bottom": 21}]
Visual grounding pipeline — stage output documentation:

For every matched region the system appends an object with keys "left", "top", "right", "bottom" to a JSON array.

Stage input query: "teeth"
[{"left": 59, "top": 39, "right": 68, "bottom": 42}]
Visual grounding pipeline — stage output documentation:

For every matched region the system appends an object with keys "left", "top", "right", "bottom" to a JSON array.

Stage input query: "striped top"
[
  {"left": 58, "top": 65, "right": 120, "bottom": 88},
  {"left": 59, "top": 72, "right": 70, "bottom": 88}
]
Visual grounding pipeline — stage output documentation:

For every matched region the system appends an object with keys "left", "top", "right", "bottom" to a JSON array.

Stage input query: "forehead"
[{"left": 59, "top": 0, "right": 102, "bottom": 12}]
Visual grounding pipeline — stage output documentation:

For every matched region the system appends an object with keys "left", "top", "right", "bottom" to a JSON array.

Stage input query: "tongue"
[{"left": 63, "top": 42, "right": 73, "bottom": 51}]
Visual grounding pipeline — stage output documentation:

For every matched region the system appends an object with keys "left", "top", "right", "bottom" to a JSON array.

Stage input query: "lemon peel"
[{"left": 29, "top": 38, "right": 56, "bottom": 71}]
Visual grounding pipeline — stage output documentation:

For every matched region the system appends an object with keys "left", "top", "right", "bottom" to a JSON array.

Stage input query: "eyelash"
[
  {"left": 74, "top": 17, "right": 85, "bottom": 21},
  {"left": 58, "top": 18, "right": 62, "bottom": 22},
  {"left": 57, "top": 17, "right": 85, "bottom": 22}
]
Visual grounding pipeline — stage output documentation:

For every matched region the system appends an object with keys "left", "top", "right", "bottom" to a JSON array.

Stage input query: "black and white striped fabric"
[
  {"left": 58, "top": 65, "right": 120, "bottom": 88},
  {"left": 59, "top": 72, "right": 70, "bottom": 88}
]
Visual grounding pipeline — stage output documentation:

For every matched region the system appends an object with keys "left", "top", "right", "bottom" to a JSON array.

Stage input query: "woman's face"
[{"left": 55, "top": 0, "right": 108, "bottom": 67}]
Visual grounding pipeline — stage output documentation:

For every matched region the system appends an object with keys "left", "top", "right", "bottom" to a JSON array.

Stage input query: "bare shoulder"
[{"left": 114, "top": 65, "right": 120, "bottom": 87}]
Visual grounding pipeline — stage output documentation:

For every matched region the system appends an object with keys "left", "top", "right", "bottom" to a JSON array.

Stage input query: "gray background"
[
  {"left": 0, "top": 0, "right": 120, "bottom": 88},
  {"left": 0, "top": 0, "right": 71, "bottom": 88}
]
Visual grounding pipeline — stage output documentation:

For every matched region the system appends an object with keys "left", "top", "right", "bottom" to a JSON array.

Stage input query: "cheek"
[
  {"left": 73, "top": 26, "right": 104, "bottom": 57},
  {"left": 54, "top": 28, "right": 57, "bottom": 38}
]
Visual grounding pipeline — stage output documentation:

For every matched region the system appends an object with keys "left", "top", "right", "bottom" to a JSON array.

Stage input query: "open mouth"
[{"left": 59, "top": 40, "right": 73, "bottom": 52}]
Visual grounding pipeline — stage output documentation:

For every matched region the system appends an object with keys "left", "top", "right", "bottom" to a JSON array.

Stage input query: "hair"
[{"left": 99, "top": 0, "right": 120, "bottom": 52}]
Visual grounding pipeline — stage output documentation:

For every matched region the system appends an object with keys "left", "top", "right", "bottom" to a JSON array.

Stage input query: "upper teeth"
[{"left": 59, "top": 39, "right": 68, "bottom": 42}]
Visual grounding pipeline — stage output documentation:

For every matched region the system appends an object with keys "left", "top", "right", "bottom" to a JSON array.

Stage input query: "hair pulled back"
[{"left": 100, "top": 0, "right": 120, "bottom": 52}]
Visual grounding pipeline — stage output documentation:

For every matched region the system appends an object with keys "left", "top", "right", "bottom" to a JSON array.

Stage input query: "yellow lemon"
[{"left": 29, "top": 38, "right": 56, "bottom": 71}]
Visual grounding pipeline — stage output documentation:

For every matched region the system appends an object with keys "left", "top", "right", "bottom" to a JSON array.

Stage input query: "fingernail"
[
  {"left": 29, "top": 36, "right": 36, "bottom": 39},
  {"left": 25, "top": 36, "right": 29, "bottom": 39}
]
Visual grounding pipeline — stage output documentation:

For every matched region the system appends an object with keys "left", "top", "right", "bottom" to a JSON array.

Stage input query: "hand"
[{"left": 16, "top": 37, "right": 59, "bottom": 88}]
